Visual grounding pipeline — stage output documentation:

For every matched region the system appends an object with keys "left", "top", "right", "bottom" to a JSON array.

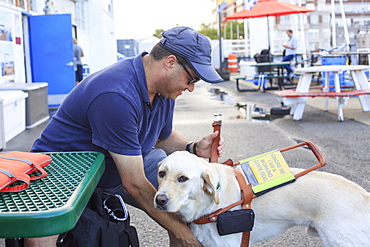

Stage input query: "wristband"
[
  {"left": 193, "top": 142, "right": 198, "bottom": 156},
  {"left": 186, "top": 142, "right": 193, "bottom": 153}
]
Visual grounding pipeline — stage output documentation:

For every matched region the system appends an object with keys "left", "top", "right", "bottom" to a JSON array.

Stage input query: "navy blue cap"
[{"left": 159, "top": 26, "right": 223, "bottom": 83}]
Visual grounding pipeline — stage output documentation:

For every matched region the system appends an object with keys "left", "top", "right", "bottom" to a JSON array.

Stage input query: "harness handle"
[
  {"left": 225, "top": 141, "right": 326, "bottom": 178},
  {"left": 279, "top": 141, "right": 326, "bottom": 179},
  {"left": 210, "top": 113, "right": 222, "bottom": 163}
]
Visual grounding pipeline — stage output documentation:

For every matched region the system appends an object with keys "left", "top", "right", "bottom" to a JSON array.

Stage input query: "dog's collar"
[{"left": 192, "top": 170, "right": 254, "bottom": 224}]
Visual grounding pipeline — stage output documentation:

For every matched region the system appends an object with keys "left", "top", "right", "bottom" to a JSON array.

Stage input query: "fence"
[{"left": 223, "top": 39, "right": 252, "bottom": 58}]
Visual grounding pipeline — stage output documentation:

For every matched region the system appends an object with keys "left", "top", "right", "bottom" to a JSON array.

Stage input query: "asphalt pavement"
[{"left": 2, "top": 78, "right": 370, "bottom": 246}]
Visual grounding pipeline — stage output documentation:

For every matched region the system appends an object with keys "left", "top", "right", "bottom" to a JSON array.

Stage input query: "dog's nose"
[{"left": 155, "top": 194, "right": 169, "bottom": 207}]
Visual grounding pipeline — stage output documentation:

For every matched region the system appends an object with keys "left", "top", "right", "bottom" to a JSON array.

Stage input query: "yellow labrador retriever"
[{"left": 154, "top": 151, "right": 370, "bottom": 247}]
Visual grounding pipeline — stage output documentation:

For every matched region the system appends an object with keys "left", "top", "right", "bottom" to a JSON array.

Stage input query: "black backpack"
[{"left": 58, "top": 188, "right": 139, "bottom": 247}]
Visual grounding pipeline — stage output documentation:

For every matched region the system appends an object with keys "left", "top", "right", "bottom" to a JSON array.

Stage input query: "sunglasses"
[{"left": 178, "top": 60, "right": 201, "bottom": 85}]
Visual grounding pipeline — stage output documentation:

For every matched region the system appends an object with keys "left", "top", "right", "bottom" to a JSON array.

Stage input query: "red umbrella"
[
  {"left": 226, "top": 0, "right": 314, "bottom": 50},
  {"left": 226, "top": 0, "right": 314, "bottom": 19}
]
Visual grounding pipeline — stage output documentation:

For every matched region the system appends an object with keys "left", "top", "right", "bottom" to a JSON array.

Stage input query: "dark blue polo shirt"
[{"left": 31, "top": 53, "right": 175, "bottom": 187}]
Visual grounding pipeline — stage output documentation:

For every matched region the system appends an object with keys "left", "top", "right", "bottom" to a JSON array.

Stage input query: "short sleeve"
[{"left": 87, "top": 92, "right": 142, "bottom": 155}]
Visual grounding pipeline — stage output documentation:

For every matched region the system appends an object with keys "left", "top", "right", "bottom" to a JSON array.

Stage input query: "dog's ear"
[
  {"left": 157, "top": 161, "right": 162, "bottom": 168},
  {"left": 201, "top": 170, "right": 220, "bottom": 204}
]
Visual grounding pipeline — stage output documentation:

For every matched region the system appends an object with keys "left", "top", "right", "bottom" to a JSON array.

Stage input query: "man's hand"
[
  {"left": 155, "top": 130, "right": 225, "bottom": 159},
  {"left": 196, "top": 131, "right": 224, "bottom": 158}
]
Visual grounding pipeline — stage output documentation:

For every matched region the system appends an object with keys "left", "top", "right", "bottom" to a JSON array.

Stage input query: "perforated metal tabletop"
[{"left": 0, "top": 152, "right": 105, "bottom": 238}]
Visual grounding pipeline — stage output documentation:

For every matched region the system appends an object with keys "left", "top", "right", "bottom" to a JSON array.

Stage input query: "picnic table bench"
[
  {"left": 274, "top": 89, "right": 370, "bottom": 99},
  {"left": 235, "top": 74, "right": 297, "bottom": 92}
]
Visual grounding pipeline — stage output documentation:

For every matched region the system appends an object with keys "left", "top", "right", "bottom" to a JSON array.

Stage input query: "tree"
[
  {"left": 153, "top": 29, "right": 164, "bottom": 39},
  {"left": 198, "top": 23, "right": 218, "bottom": 40},
  {"left": 197, "top": 22, "right": 245, "bottom": 40},
  {"left": 152, "top": 23, "right": 225, "bottom": 40},
  {"left": 223, "top": 20, "right": 244, "bottom": 39}
]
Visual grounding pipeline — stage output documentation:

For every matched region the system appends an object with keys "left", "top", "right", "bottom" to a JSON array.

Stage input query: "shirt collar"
[{"left": 133, "top": 52, "right": 164, "bottom": 109}]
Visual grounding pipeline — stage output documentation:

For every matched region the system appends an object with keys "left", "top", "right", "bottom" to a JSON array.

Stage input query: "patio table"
[
  {"left": 0, "top": 151, "right": 105, "bottom": 239},
  {"left": 274, "top": 65, "right": 370, "bottom": 121},
  {"left": 251, "top": 61, "right": 291, "bottom": 90}
]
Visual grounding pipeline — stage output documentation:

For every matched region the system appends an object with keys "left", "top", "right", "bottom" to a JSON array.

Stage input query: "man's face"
[
  {"left": 158, "top": 60, "right": 198, "bottom": 100},
  {"left": 286, "top": 31, "right": 293, "bottom": 38}
]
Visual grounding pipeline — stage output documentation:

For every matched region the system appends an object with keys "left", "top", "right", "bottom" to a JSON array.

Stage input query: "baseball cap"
[{"left": 159, "top": 26, "right": 223, "bottom": 83}]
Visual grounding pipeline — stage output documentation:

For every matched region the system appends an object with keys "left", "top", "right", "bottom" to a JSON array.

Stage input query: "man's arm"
[
  {"left": 283, "top": 45, "right": 295, "bottom": 50},
  {"left": 283, "top": 44, "right": 295, "bottom": 50},
  {"left": 109, "top": 151, "right": 202, "bottom": 246},
  {"left": 283, "top": 37, "right": 298, "bottom": 50}
]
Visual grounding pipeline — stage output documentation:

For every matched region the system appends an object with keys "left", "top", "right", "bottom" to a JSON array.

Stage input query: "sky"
[{"left": 113, "top": 0, "right": 214, "bottom": 40}]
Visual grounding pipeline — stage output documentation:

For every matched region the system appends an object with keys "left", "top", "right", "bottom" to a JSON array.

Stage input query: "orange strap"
[
  {"left": 192, "top": 198, "right": 245, "bottom": 224},
  {"left": 0, "top": 169, "right": 30, "bottom": 192},
  {"left": 210, "top": 119, "right": 221, "bottom": 163}
]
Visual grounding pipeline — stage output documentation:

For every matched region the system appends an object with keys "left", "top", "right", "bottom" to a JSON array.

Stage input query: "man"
[
  {"left": 282, "top": 29, "right": 298, "bottom": 81},
  {"left": 73, "top": 38, "right": 84, "bottom": 84},
  {"left": 26, "top": 26, "right": 224, "bottom": 247}
]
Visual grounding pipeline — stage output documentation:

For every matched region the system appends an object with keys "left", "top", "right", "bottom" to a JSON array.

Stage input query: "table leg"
[
  {"left": 325, "top": 72, "right": 330, "bottom": 111},
  {"left": 357, "top": 95, "right": 370, "bottom": 112},
  {"left": 236, "top": 78, "right": 259, "bottom": 92},
  {"left": 350, "top": 70, "right": 370, "bottom": 112},
  {"left": 278, "top": 66, "right": 283, "bottom": 90},
  {"left": 290, "top": 103, "right": 297, "bottom": 115},
  {"left": 337, "top": 98, "right": 345, "bottom": 121},
  {"left": 333, "top": 72, "right": 344, "bottom": 120},
  {"left": 334, "top": 72, "right": 341, "bottom": 93},
  {"left": 291, "top": 73, "right": 312, "bottom": 120},
  {"left": 292, "top": 102, "right": 305, "bottom": 121},
  {"left": 296, "top": 74, "right": 313, "bottom": 92},
  {"left": 351, "top": 70, "right": 370, "bottom": 90}
]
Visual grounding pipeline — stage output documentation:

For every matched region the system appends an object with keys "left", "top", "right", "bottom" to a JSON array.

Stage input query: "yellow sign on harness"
[
  {"left": 249, "top": 150, "right": 289, "bottom": 182},
  {"left": 240, "top": 150, "right": 295, "bottom": 195}
]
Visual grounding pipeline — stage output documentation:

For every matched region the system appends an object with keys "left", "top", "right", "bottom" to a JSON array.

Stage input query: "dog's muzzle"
[{"left": 155, "top": 193, "right": 169, "bottom": 210}]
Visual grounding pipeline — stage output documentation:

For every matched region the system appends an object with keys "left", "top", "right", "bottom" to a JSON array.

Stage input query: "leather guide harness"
[
  {"left": 193, "top": 141, "right": 326, "bottom": 247},
  {"left": 203, "top": 115, "right": 327, "bottom": 247}
]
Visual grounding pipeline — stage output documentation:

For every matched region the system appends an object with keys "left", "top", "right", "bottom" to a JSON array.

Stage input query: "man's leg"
[
  {"left": 282, "top": 55, "right": 294, "bottom": 83},
  {"left": 24, "top": 236, "right": 59, "bottom": 247},
  {"left": 282, "top": 54, "right": 294, "bottom": 75}
]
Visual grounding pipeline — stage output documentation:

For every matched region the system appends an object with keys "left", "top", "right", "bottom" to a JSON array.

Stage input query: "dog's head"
[{"left": 154, "top": 151, "right": 221, "bottom": 221}]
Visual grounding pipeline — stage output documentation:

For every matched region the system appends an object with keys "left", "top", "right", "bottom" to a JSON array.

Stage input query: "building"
[
  {"left": 0, "top": 0, "right": 117, "bottom": 105},
  {"left": 0, "top": 0, "right": 117, "bottom": 144}
]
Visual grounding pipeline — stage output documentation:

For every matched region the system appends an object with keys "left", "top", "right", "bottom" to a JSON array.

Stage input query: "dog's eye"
[
  {"left": 177, "top": 176, "right": 189, "bottom": 183},
  {"left": 158, "top": 171, "right": 166, "bottom": 178}
]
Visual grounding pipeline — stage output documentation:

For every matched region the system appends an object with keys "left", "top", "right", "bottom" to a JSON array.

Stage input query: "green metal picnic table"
[
  {"left": 0, "top": 151, "right": 105, "bottom": 239},
  {"left": 234, "top": 61, "right": 292, "bottom": 92},
  {"left": 251, "top": 61, "right": 291, "bottom": 90}
]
